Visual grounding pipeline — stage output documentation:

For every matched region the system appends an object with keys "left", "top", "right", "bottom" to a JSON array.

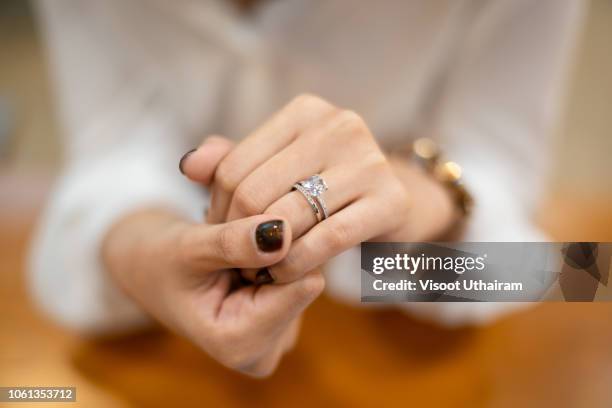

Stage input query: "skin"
[{"left": 103, "top": 94, "right": 456, "bottom": 377}]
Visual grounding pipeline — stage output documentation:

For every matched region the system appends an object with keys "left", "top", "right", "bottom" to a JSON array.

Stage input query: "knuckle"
[
  {"left": 232, "top": 183, "right": 264, "bottom": 215},
  {"left": 363, "top": 151, "right": 388, "bottom": 171},
  {"left": 391, "top": 178, "right": 409, "bottom": 198},
  {"left": 207, "top": 323, "right": 276, "bottom": 374},
  {"left": 336, "top": 109, "right": 367, "bottom": 134},
  {"left": 176, "top": 227, "right": 200, "bottom": 267},
  {"left": 216, "top": 224, "right": 240, "bottom": 264},
  {"left": 205, "top": 134, "right": 229, "bottom": 145},
  {"left": 223, "top": 350, "right": 252, "bottom": 371},
  {"left": 300, "top": 273, "right": 326, "bottom": 299},
  {"left": 291, "top": 93, "right": 326, "bottom": 110},
  {"left": 326, "top": 220, "right": 353, "bottom": 252},
  {"left": 392, "top": 183, "right": 411, "bottom": 214},
  {"left": 211, "top": 328, "right": 252, "bottom": 368},
  {"left": 214, "top": 161, "right": 239, "bottom": 193},
  {"left": 375, "top": 179, "right": 410, "bottom": 219}
]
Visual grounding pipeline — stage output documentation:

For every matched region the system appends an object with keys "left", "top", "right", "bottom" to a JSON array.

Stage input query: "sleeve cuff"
[{"left": 29, "top": 138, "right": 206, "bottom": 334}]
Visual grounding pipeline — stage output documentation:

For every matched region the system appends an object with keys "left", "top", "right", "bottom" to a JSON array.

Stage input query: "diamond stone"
[{"left": 300, "top": 175, "right": 327, "bottom": 197}]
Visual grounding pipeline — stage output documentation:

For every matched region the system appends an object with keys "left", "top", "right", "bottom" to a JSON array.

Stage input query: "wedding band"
[
  {"left": 315, "top": 195, "right": 329, "bottom": 220},
  {"left": 293, "top": 184, "right": 323, "bottom": 222},
  {"left": 292, "top": 174, "right": 329, "bottom": 222}
]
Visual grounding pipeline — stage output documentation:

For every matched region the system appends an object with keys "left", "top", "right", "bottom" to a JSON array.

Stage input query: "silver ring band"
[
  {"left": 293, "top": 174, "right": 329, "bottom": 222},
  {"left": 313, "top": 195, "right": 329, "bottom": 220},
  {"left": 293, "top": 183, "right": 323, "bottom": 222}
]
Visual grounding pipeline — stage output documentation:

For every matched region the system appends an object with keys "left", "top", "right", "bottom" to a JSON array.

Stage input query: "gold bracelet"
[{"left": 411, "top": 137, "right": 474, "bottom": 217}]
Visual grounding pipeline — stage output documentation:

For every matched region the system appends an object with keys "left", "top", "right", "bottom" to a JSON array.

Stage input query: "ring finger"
[
  {"left": 269, "top": 196, "right": 395, "bottom": 283},
  {"left": 240, "top": 165, "right": 371, "bottom": 281},
  {"left": 266, "top": 164, "right": 372, "bottom": 239}
]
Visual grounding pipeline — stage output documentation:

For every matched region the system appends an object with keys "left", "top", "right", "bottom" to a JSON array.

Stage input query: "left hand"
[{"left": 182, "top": 94, "right": 450, "bottom": 283}]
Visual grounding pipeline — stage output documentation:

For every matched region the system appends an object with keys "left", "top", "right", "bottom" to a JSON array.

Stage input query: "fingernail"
[
  {"left": 255, "top": 220, "right": 284, "bottom": 252},
  {"left": 255, "top": 268, "right": 274, "bottom": 285},
  {"left": 179, "top": 148, "right": 197, "bottom": 175}
]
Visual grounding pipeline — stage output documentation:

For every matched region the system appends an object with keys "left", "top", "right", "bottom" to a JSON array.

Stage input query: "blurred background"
[{"left": 0, "top": 0, "right": 611, "bottom": 407}]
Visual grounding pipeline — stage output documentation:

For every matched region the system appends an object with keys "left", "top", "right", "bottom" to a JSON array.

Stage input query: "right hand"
[{"left": 102, "top": 209, "right": 324, "bottom": 377}]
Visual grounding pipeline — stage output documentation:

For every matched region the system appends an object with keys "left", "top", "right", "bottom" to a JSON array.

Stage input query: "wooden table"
[{"left": 1, "top": 193, "right": 611, "bottom": 408}]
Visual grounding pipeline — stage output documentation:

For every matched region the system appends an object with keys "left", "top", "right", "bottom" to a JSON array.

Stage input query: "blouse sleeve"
[
  {"left": 434, "top": 0, "right": 586, "bottom": 242},
  {"left": 326, "top": 0, "right": 586, "bottom": 326},
  {"left": 408, "top": 0, "right": 585, "bottom": 325},
  {"left": 28, "top": 0, "right": 233, "bottom": 333}
]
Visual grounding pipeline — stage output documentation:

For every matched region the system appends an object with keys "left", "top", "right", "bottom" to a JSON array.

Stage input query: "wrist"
[{"left": 388, "top": 156, "right": 458, "bottom": 241}]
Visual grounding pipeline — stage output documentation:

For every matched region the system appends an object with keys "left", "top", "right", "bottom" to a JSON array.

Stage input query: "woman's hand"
[
  {"left": 102, "top": 209, "right": 324, "bottom": 377},
  {"left": 182, "top": 94, "right": 456, "bottom": 284}
]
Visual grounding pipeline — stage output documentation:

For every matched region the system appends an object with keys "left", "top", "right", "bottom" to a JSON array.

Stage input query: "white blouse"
[{"left": 30, "top": 0, "right": 585, "bottom": 332}]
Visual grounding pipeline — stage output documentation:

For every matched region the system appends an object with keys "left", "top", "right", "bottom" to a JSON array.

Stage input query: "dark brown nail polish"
[
  {"left": 255, "top": 268, "right": 274, "bottom": 285},
  {"left": 179, "top": 148, "right": 197, "bottom": 175},
  {"left": 255, "top": 220, "right": 284, "bottom": 252}
]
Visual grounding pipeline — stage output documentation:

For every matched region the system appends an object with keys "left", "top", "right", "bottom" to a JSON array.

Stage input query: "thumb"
[
  {"left": 179, "top": 135, "right": 234, "bottom": 185},
  {"left": 179, "top": 215, "right": 292, "bottom": 271}
]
